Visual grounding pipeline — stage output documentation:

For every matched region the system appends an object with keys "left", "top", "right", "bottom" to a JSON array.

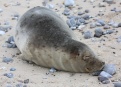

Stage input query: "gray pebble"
[
  {"left": 78, "top": 12, "right": 84, "bottom": 15},
  {"left": 7, "top": 36, "right": 14, "bottom": 44},
  {"left": 24, "top": 79, "right": 29, "bottom": 84},
  {"left": 104, "top": 30, "right": 114, "bottom": 34},
  {"left": 99, "top": 71, "right": 112, "bottom": 78},
  {"left": 63, "top": 9, "right": 70, "bottom": 16},
  {"left": 95, "top": 22, "right": 102, "bottom": 26},
  {"left": 114, "top": 82, "right": 121, "bottom": 87},
  {"left": 84, "top": 31, "right": 92, "bottom": 39},
  {"left": 102, "top": 80, "right": 110, "bottom": 84},
  {"left": 90, "top": 23, "right": 96, "bottom": 28},
  {"left": 10, "top": 68, "right": 16, "bottom": 71},
  {"left": 64, "top": 0, "right": 75, "bottom": 7},
  {"left": 0, "top": 8, "right": 3, "bottom": 13},
  {"left": 111, "top": 7, "right": 116, "bottom": 11},
  {"left": 7, "top": 44, "right": 17, "bottom": 48},
  {"left": 108, "top": 20, "right": 115, "bottom": 26},
  {"left": 16, "top": 84, "right": 23, "bottom": 87},
  {"left": 117, "top": 36, "right": 121, "bottom": 43},
  {"left": 103, "top": 64, "right": 116, "bottom": 75},
  {"left": 85, "top": 9, "right": 89, "bottom": 13},
  {"left": 66, "top": 18, "right": 76, "bottom": 27},
  {"left": 94, "top": 28, "right": 103, "bottom": 37},
  {"left": 2, "top": 57, "right": 13, "bottom": 63},
  {"left": 4, "top": 73, "right": 13, "bottom": 78},
  {"left": 103, "top": 25, "right": 110, "bottom": 29},
  {"left": 118, "top": 23, "right": 121, "bottom": 27},
  {"left": 92, "top": 70, "right": 102, "bottom": 76},
  {"left": 78, "top": 18, "right": 85, "bottom": 23},
  {"left": 103, "top": 0, "right": 114, "bottom": 4},
  {"left": 97, "top": 19, "right": 105, "bottom": 26},
  {"left": 83, "top": 15, "right": 90, "bottom": 20},
  {"left": 98, "top": 76, "right": 109, "bottom": 82},
  {"left": 49, "top": 67, "right": 57, "bottom": 73},
  {"left": 112, "top": 23, "right": 119, "bottom": 28}
]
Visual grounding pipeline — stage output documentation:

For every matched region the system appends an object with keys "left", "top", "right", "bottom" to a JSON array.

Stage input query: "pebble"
[
  {"left": 84, "top": 31, "right": 92, "bottom": 39},
  {"left": 118, "top": 23, "right": 121, "bottom": 27},
  {"left": 99, "top": 71, "right": 112, "bottom": 78},
  {"left": 63, "top": 9, "right": 70, "bottom": 15},
  {"left": 78, "top": 18, "right": 85, "bottom": 23},
  {"left": 102, "top": 80, "right": 110, "bottom": 84},
  {"left": 0, "top": 30, "right": 5, "bottom": 35},
  {"left": 108, "top": 20, "right": 115, "bottom": 26},
  {"left": 103, "top": 64, "right": 116, "bottom": 75},
  {"left": 10, "top": 68, "right": 16, "bottom": 71},
  {"left": 98, "top": 76, "right": 109, "bottom": 82},
  {"left": 16, "top": 83, "right": 23, "bottom": 87},
  {"left": 49, "top": 67, "right": 56, "bottom": 73},
  {"left": 77, "top": 25, "right": 86, "bottom": 30},
  {"left": 4, "top": 73, "right": 13, "bottom": 78},
  {"left": 83, "top": 15, "right": 90, "bottom": 20},
  {"left": 112, "top": 23, "right": 119, "bottom": 28},
  {"left": 46, "top": 4, "right": 54, "bottom": 9},
  {"left": 104, "top": 30, "right": 114, "bottom": 34},
  {"left": 103, "top": 25, "right": 110, "bottom": 29},
  {"left": 7, "top": 36, "right": 14, "bottom": 44},
  {"left": 66, "top": 18, "right": 76, "bottom": 27},
  {"left": 2, "top": 57, "right": 13, "bottom": 63},
  {"left": 90, "top": 23, "right": 96, "bottom": 28},
  {"left": 64, "top": 0, "right": 75, "bottom": 7},
  {"left": 78, "top": 12, "right": 84, "bottom": 15},
  {"left": 95, "top": 22, "right": 102, "bottom": 26},
  {"left": 104, "top": 0, "right": 114, "bottom": 4},
  {"left": 97, "top": 19, "right": 105, "bottom": 26},
  {"left": 0, "top": 8, "right": 3, "bottom": 13},
  {"left": 114, "top": 82, "right": 121, "bottom": 87},
  {"left": 85, "top": 9, "right": 89, "bottom": 13},
  {"left": 117, "top": 36, "right": 121, "bottom": 43},
  {"left": 94, "top": 28, "right": 103, "bottom": 37},
  {"left": 99, "top": 2, "right": 106, "bottom": 7},
  {"left": 24, "top": 79, "right": 29, "bottom": 84},
  {"left": 13, "top": 13, "right": 20, "bottom": 18},
  {"left": 7, "top": 44, "right": 17, "bottom": 48}
]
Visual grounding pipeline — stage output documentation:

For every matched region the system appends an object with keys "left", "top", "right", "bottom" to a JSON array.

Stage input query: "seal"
[{"left": 14, "top": 6, "right": 105, "bottom": 73}]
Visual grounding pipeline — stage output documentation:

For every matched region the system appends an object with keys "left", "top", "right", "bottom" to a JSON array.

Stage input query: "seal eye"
[{"left": 83, "top": 56, "right": 90, "bottom": 61}]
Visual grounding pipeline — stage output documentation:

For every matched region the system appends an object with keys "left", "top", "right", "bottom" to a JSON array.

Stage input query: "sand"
[{"left": 0, "top": 0, "right": 121, "bottom": 87}]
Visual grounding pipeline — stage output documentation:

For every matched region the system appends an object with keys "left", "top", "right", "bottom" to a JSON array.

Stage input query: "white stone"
[{"left": 64, "top": 0, "right": 75, "bottom": 6}]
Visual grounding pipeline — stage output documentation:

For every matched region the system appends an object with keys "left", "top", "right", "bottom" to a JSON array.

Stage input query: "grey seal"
[{"left": 14, "top": 6, "right": 105, "bottom": 73}]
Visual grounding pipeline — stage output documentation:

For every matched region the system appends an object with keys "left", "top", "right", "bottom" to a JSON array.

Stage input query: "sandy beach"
[{"left": 0, "top": 0, "right": 121, "bottom": 87}]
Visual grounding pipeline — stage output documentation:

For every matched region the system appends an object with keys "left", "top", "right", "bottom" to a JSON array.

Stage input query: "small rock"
[
  {"left": 114, "top": 82, "right": 121, "bottom": 87},
  {"left": 90, "top": 23, "right": 96, "bottom": 28},
  {"left": 98, "top": 76, "right": 109, "bottom": 82},
  {"left": 103, "top": 0, "right": 114, "bottom": 4},
  {"left": 64, "top": 0, "right": 75, "bottom": 7},
  {"left": 66, "top": 18, "right": 76, "bottom": 27},
  {"left": 102, "top": 80, "right": 110, "bottom": 84},
  {"left": 0, "top": 8, "right": 3, "bottom": 13},
  {"left": 108, "top": 20, "right": 115, "bottom": 26},
  {"left": 16, "top": 83, "right": 23, "bottom": 87},
  {"left": 104, "top": 30, "right": 114, "bottom": 34},
  {"left": 118, "top": 23, "right": 121, "bottom": 27},
  {"left": 10, "top": 68, "right": 16, "bottom": 71},
  {"left": 97, "top": 19, "right": 105, "bottom": 26},
  {"left": 85, "top": 9, "right": 89, "bottom": 13},
  {"left": 95, "top": 22, "right": 102, "bottom": 26},
  {"left": 84, "top": 31, "right": 92, "bottom": 39},
  {"left": 46, "top": 4, "right": 54, "bottom": 9},
  {"left": 77, "top": 25, "right": 86, "bottom": 30},
  {"left": 103, "top": 64, "right": 116, "bottom": 75},
  {"left": 7, "top": 44, "right": 17, "bottom": 48},
  {"left": 103, "top": 25, "right": 110, "bottom": 29},
  {"left": 99, "top": 2, "right": 106, "bottom": 7},
  {"left": 78, "top": 12, "right": 84, "bottom": 15},
  {"left": 49, "top": 67, "right": 56, "bottom": 73},
  {"left": 0, "top": 30, "right": 5, "bottom": 35},
  {"left": 7, "top": 36, "right": 14, "bottom": 44},
  {"left": 63, "top": 8, "right": 70, "bottom": 15},
  {"left": 112, "top": 23, "right": 119, "bottom": 28},
  {"left": 117, "top": 36, "right": 121, "bottom": 43},
  {"left": 24, "top": 79, "right": 29, "bottom": 84},
  {"left": 78, "top": 18, "right": 85, "bottom": 23},
  {"left": 92, "top": 70, "right": 102, "bottom": 76},
  {"left": 94, "top": 28, "right": 103, "bottom": 38},
  {"left": 99, "top": 71, "right": 112, "bottom": 78},
  {"left": 2, "top": 57, "right": 13, "bottom": 63},
  {"left": 83, "top": 15, "right": 90, "bottom": 20},
  {"left": 4, "top": 73, "right": 13, "bottom": 78}
]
